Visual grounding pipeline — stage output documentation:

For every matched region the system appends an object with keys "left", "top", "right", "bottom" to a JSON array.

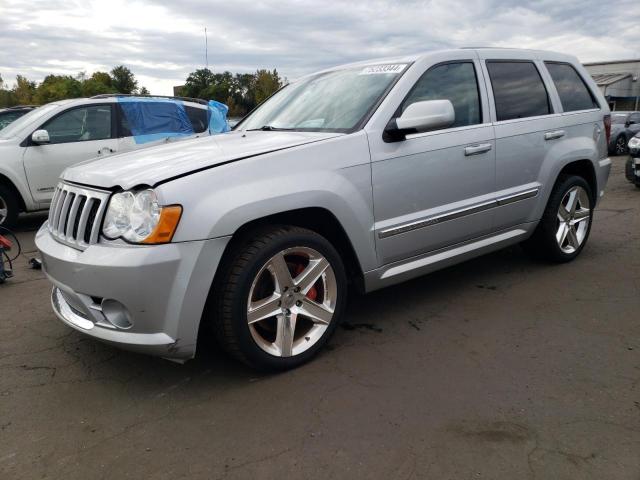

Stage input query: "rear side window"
[
  {"left": 117, "top": 101, "right": 194, "bottom": 139},
  {"left": 185, "top": 106, "right": 208, "bottom": 133},
  {"left": 402, "top": 62, "right": 481, "bottom": 128},
  {"left": 486, "top": 61, "right": 551, "bottom": 121},
  {"left": 545, "top": 62, "right": 598, "bottom": 112}
]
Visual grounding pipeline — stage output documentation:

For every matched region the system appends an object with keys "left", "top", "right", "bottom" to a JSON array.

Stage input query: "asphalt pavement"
[{"left": 1, "top": 156, "right": 639, "bottom": 479}]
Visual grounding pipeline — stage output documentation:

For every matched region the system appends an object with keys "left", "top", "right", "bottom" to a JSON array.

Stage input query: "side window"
[
  {"left": 185, "top": 106, "right": 209, "bottom": 133},
  {"left": 486, "top": 61, "right": 551, "bottom": 121},
  {"left": 545, "top": 62, "right": 598, "bottom": 112},
  {"left": 116, "top": 104, "right": 132, "bottom": 137},
  {"left": 402, "top": 62, "right": 481, "bottom": 129},
  {"left": 43, "top": 105, "right": 112, "bottom": 144}
]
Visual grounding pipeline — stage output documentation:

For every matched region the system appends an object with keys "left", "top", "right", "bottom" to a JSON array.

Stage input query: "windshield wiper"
[{"left": 246, "top": 125, "right": 295, "bottom": 131}]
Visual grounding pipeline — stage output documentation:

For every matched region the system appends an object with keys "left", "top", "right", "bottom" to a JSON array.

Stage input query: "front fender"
[
  {"left": 158, "top": 132, "right": 378, "bottom": 272},
  {"left": 0, "top": 149, "right": 37, "bottom": 211}
]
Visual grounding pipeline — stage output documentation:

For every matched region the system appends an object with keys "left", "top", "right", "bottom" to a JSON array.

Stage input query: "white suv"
[{"left": 0, "top": 95, "right": 216, "bottom": 227}]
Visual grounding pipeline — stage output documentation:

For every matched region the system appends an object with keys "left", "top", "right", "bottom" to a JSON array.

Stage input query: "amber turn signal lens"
[{"left": 142, "top": 205, "right": 182, "bottom": 244}]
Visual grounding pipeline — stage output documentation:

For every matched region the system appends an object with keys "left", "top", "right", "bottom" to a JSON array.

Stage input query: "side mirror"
[
  {"left": 384, "top": 100, "right": 455, "bottom": 141},
  {"left": 31, "top": 129, "right": 50, "bottom": 144}
]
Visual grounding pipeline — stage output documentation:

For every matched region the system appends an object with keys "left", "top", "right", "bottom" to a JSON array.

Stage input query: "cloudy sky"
[{"left": 1, "top": 0, "right": 638, "bottom": 95}]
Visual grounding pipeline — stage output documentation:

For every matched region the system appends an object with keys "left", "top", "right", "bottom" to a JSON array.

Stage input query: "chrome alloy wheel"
[
  {"left": 246, "top": 247, "right": 338, "bottom": 357},
  {"left": 0, "top": 195, "right": 7, "bottom": 225},
  {"left": 556, "top": 186, "right": 591, "bottom": 254},
  {"left": 615, "top": 136, "right": 627, "bottom": 155}
]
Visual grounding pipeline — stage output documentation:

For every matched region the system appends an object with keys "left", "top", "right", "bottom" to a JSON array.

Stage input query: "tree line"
[
  {"left": 179, "top": 68, "right": 284, "bottom": 117},
  {"left": 0, "top": 66, "right": 284, "bottom": 117},
  {"left": 0, "top": 66, "right": 145, "bottom": 107}
]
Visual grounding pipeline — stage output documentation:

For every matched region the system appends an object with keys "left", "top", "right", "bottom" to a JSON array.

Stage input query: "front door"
[
  {"left": 23, "top": 104, "right": 118, "bottom": 204},
  {"left": 370, "top": 60, "right": 496, "bottom": 265}
]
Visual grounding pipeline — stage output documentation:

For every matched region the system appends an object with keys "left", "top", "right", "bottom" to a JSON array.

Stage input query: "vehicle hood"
[{"left": 63, "top": 130, "right": 343, "bottom": 190}]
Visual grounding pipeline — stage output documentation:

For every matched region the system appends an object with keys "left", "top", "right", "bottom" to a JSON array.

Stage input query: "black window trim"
[
  {"left": 384, "top": 59, "right": 485, "bottom": 142},
  {"left": 485, "top": 59, "right": 554, "bottom": 123},
  {"left": 21, "top": 103, "right": 117, "bottom": 147},
  {"left": 543, "top": 60, "right": 601, "bottom": 113}
]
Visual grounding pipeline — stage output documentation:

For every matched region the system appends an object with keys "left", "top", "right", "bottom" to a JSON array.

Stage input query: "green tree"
[
  {"left": 138, "top": 86, "right": 150, "bottom": 95},
  {"left": 110, "top": 65, "right": 138, "bottom": 94},
  {"left": 252, "top": 69, "right": 282, "bottom": 105},
  {"left": 182, "top": 68, "right": 215, "bottom": 98},
  {"left": 82, "top": 71, "right": 117, "bottom": 97},
  {"left": 35, "top": 75, "right": 82, "bottom": 104},
  {"left": 203, "top": 71, "right": 235, "bottom": 104},
  {"left": 13, "top": 75, "right": 37, "bottom": 104}
]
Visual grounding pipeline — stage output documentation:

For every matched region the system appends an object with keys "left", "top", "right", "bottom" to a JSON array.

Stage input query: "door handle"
[
  {"left": 464, "top": 143, "right": 492, "bottom": 156},
  {"left": 544, "top": 130, "right": 565, "bottom": 140},
  {"left": 97, "top": 147, "right": 116, "bottom": 155}
]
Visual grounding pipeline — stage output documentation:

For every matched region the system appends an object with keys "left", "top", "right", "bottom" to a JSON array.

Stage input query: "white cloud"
[{"left": 0, "top": 0, "right": 638, "bottom": 95}]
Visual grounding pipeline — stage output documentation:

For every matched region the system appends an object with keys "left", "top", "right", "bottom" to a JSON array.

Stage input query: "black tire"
[
  {"left": 626, "top": 157, "right": 636, "bottom": 182},
  {"left": 0, "top": 184, "right": 19, "bottom": 229},
  {"left": 209, "top": 225, "right": 347, "bottom": 371},
  {"left": 614, "top": 135, "right": 628, "bottom": 156},
  {"left": 522, "top": 175, "right": 593, "bottom": 263}
]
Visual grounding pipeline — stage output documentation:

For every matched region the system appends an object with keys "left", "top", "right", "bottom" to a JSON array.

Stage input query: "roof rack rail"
[
  {"left": 6, "top": 105, "right": 38, "bottom": 109},
  {"left": 90, "top": 94, "right": 209, "bottom": 106}
]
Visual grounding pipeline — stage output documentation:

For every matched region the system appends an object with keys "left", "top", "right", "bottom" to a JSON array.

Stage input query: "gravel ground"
[{"left": 1, "top": 155, "right": 639, "bottom": 479}]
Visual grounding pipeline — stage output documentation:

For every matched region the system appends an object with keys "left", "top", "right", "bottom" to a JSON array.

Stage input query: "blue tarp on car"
[
  {"left": 117, "top": 97, "right": 230, "bottom": 144},
  {"left": 208, "top": 100, "right": 231, "bottom": 134}
]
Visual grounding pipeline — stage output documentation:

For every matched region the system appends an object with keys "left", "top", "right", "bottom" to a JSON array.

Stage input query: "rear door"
[
  {"left": 480, "top": 55, "right": 563, "bottom": 230},
  {"left": 369, "top": 57, "right": 496, "bottom": 265},
  {"left": 22, "top": 104, "right": 118, "bottom": 204}
]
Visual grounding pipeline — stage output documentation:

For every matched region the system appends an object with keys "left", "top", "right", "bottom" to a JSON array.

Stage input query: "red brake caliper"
[{"left": 293, "top": 263, "right": 318, "bottom": 301}]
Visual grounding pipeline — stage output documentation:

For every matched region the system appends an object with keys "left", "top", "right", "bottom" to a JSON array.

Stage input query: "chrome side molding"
[{"left": 378, "top": 187, "right": 539, "bottom": 239}]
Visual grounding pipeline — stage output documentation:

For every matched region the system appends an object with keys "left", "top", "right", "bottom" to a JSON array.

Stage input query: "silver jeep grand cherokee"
[{"left": 36, "top": 48, "right": 612, "bottom": 370}]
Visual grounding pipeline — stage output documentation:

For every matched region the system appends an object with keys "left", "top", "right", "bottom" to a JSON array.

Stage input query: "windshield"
[
  {"left": 0, "top": 104, "right": 59, "bottom": 139},
  {"left": 240, "top": 64, "right": 408, "bottom": 132},
  {"left": 611, "top": 114, "right": 628, "bottom": 124}
]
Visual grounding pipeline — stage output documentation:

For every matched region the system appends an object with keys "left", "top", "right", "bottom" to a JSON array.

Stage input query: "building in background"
[{"left": 584, "top": 59, "right": 640, "bottom": 111}]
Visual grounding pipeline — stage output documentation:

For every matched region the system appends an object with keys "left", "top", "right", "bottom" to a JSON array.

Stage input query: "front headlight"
[
  {"left": 628, "top": 137, "right": 640, "bottom": 149},
  {"left": 102, "top": 189, "right": 182, "bottom": 244}
]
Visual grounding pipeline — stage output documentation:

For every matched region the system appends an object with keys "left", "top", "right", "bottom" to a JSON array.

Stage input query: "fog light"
[{"left": 101, "top": 299, "right": 133, "bottom": 329}]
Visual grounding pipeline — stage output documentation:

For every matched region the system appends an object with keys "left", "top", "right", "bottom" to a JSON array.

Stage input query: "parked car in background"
[
  {"left": 609, "top": 111, "right": 640, "bottom": 155},
  {"left": 0, "top": 95, "right": 227, "bottom": 227},
  {"left": 626, "top": 133, "right": 640, "bottom": 188},
  {"left": 36, "top": 48, "right": 611, "bottom": 370},
  {"left": 0, "top": 105, "right": 36, "bottom": 130}
]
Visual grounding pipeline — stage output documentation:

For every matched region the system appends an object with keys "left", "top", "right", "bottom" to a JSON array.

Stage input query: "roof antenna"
[{"left": 204, "top": 27, "right": 209, "bottom": 70}]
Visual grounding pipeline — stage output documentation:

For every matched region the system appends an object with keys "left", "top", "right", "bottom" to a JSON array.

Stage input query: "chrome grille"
[{"left": 47, "top": 182, "right": 110, "bottom": 250}]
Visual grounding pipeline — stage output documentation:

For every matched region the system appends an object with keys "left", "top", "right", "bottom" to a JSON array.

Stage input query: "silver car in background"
[{"left": 36, "top": 48, "right": 611, "bottom": 370}]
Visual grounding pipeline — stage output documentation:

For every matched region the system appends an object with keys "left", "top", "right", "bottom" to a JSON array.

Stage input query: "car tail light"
[{"left": 604, "top": 114, "right": 611, "bottom": 145}]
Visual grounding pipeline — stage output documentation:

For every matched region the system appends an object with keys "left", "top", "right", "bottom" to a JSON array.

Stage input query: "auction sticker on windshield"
[{"left": 359, "top": 64, "right": 407, "bottom": 75}]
